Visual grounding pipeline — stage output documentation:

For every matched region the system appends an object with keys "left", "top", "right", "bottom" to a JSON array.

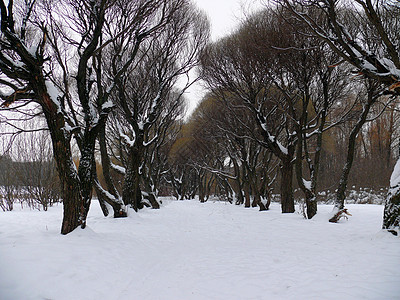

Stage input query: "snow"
[
  {"left": 303, "top": 178, "right": 311, "bottom": 190},
  {"left": 138, "top": 121, "right": 144, "bottom": 131},
  {"left": 101, "top": 100, "right": 114, "bottom": 110},
  {"left": 27, "top": 45, "right": 38, "bottom": 57},
  {"left": 143, "top": 134, "right": 158, "bottom": 147},
  {"left": 111, "top": 163, "right": 126, "bottom": 175},
  {"left": 360, "top": 60, "right": 378, "bottom": 72},
  {"left": 120, "top": 132, "right": 135, "bottom": 147},
  {"left": 268, "top": 133, "right": 288, "bottom": 155},
  {"left": 381, "top": 58, "right": 400, "bottom": 78},
  {"left": 0, "top": 200, "right": 399, "bottom": 300},
  {"left": 45, "top": 80, "right": 62, "bottom": 113}
]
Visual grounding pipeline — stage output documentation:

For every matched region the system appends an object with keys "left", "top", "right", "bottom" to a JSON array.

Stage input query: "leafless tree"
[
  {"left": 103, "top": 0, "right": 209, "bottom": 211},
  {"left": 279, "top": 0, "right": 400, "bottom": 229},
  {"left": 201, "top": 8, "right": 350, "bottom": 216},
  {"left": 0, "top": 0, "right": 193, "bottom": 233},
  {"left": 14, "top": 127, "right": 60, "bottom": 211}
]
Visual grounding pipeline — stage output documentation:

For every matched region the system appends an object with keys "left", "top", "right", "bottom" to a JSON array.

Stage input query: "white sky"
[
  {"left": 195, "top": 0, "right": 264, "bottom": 41},
  {"left": 183, "top": 0, "right": 264, "bottom": 118}
]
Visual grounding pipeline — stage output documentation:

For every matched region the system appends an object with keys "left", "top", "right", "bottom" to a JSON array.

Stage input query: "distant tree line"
[
  {"left": 0, "top": 130, "right": 60, "bottom": 211},
  {"left": 1, "top": 0, "right": 399, "bottom": 235}
]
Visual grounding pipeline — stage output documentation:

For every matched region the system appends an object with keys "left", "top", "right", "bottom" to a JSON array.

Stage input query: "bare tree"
[
  {"left": 200, "top": 11, "right": 296, "bottom": 213},
  {"left": 104, "top": 0, "right": 209, "bottom": 211},
  {"left": 0, "top": 152, "right": 17, "bottom": 211},
  {"left": 14, "top": 127, "right": 60, "bottom": 211},
  {"left": 279, "top": 0, "right": 400, "bottom": 229},
  {"left": 201, "top": 8, "right": 349, "bottom": 215},
  {"left": 0, "top": 0, "right": 186, "bottom": 233},
  {"left": 1, "top": 0, "right": 84, "bottom": 233}
]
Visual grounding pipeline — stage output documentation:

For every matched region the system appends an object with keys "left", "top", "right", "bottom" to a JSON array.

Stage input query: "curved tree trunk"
[
  {"left": 97, "top": 126, "right": 127, "bottom": 216},
  {"left": 99, "top": 127, "right": 120, "bottom": 199},
  {"left": 333, "top": 86, "right": 376, "bottom": 221},
  {"left": 94, "top": 184, "right": 110, "bottom": 217}
]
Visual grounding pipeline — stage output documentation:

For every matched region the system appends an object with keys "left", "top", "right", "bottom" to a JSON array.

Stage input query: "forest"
[{"left": 0, "top": 0, "right": 399, "bottom": 236}]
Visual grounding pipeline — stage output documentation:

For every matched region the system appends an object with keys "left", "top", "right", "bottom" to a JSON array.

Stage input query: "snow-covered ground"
[{"left": 0, "top": 199, "right": 399, "bottom": 300}]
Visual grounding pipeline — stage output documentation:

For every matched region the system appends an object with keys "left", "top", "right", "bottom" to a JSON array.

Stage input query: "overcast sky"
[
  {"left": 184, "top": 0, "right": 264, "bottom": 117},
  {"left": 194, "top": 0, "right": 263, "bottom": 41}
]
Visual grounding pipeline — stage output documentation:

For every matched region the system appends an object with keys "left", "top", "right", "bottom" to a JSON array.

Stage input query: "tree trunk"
[
  {"left": 243, "top": 181, "right": 251, "bottom": 208},
  {"left": 335, "top": 88, "right": 375, "bottom": 213},
  {"left": 78, "top": 143, "right": 96, "bottom": 228},
  {"left": 250, "top": 178, "right": 266, "bottom": 211},
  {"left": 99, "top": 127, "right": 120, "bottom": 199},
  {"left": 143, "top": 192, "right": 160, "bottom": 209},
  {"left": 142, "top": 175, "right": 160, "bottom": 209},
  {"left": 256, "top": 193, "right": 267, "bottom": 211},
  {"left": 97, "top": 126, "right": 127, "bottom": 216},
  {"left": 383, "top": 191, "right": 400, "bottom": 236},
  {"left": 199, "top": 185, "right": 205, "bottom": 202},
  {"left": 92, "top": 162, "right": 109, "bottom": 217},
  {"left": 199, "top": 173, "right": 206, "bottom": 203},
  {"left": 93, "top": 181, "right": 127, "bottom": 218},
  {"left": 383, "top": 159, "right": 400, "bottom": 235},
  {"left": 43, "top": 99, "right": 83, "bottom": 235},
  {"left": 122, "top": 145, "right": 143, "bottom": 211},
  {"left": 280, "top": 160, "right": 295, "bottom": 213},
  {"left": 94, "top": 184, "right": 110, "bottom": 217},
  {"left": 264, "top": 194, "right": 271, "bottom": 210},
  {"left": 295, "top": 132, "right": 317, "bottom": 219},
  {"left": 232, "top": 158, "right": 244, "bottom": 205},
  {"left": 305, "top": 194, "right": 317, "bottom": 219},
  {"left": 251, "top": 195, "right": 258, "bottom": 207}
]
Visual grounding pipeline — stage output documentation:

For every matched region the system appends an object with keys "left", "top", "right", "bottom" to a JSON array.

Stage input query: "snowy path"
[{"left": 0, "top": 200, "right": 399, "bottom": 300}]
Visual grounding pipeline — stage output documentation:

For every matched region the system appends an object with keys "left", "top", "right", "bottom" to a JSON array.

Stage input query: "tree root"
[{"left": 329, "top": 208, "right": 352, "bottom": 223}]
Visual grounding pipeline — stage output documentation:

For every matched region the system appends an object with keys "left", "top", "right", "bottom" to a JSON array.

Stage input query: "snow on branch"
[
  {"left": 281, "top": 0, "right": 400, "bottom": 95},
  {"left": 120, "top": 132, "right": 135, "bottom": 148},
  {"left": 111, "top": 163, "right": 126, "bottom": 176}
]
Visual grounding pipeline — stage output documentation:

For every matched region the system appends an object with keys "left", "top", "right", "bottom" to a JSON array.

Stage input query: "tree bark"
[
  {"left": 383, "top": 159, "right": 400, "bottom": 235},
  {"left": 99, "top": 126, "right": 120, "bottom": 200},
  {"left": 383, "top": 191, "right": 400, "bottom": 236},
  {"left": 280, "top": 160, "right": 295, "bottom": 213},
  {"left": 41, "top": 94, "right": 83, "bottom": 235},
  {"left": 97, "top": 126, "right": 127, "bottom": 216},
  {"left": 243, "top": 180, "right": 251, "bottom": 208},
  {"left": 250, "top": 177, "right": 267, "bottom": 211},
  {"left": 231, "top": 157, "right": 244, "bottom": 205},
  {"left": 305, "top": 195, "right": 317, "bottom": 219},
  {"left": 142, "top": 175, "right": 160, "bottom": 209},
  {"left": 122, "top": 144, "right": 143, "bottom": 211},
  {"left": 295, "top": 131, "right": 317, "bottom": 219},
  {"left": 78, "top": 143, "right": 96, "bottom": 228},
  {"left": 198, "top": 172, "right": 206, "bottom": 203},
  {"left": 91, "top": 162, "right": 109, "bottom": 217}
]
